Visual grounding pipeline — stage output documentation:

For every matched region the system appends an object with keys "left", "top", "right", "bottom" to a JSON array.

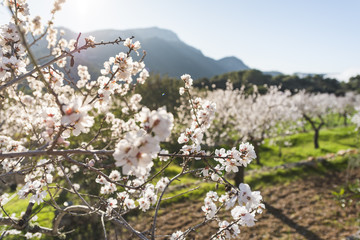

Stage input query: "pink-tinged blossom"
[
  {"left": 231, "top": 206, "right": 256, "bottom": 227},
  {"left": 214, "top": 142, "right": 257, "bottom": 172},
  {"left": 113, "top": 129, "right": 157, "bottom": 177},
  {"left": 238, "top": 142, "right": 257, "bottom": 166},
  {"left": 124, "top": 198, "right": 136, "bottom": 210},
  {"left": 95, "top": 175, "right": 108, "bottom": 185},
  {"left": 201, "top": 166, "right": 210, "bottom": 177},
  {"left": 136, "top": 68, "right": 149, "bottom": 84},
  {"left": 124, "top": 38, "right": 141, "bottom": 54},
  {"left": 61, "top": 97, "right": 94, "bottom": 137},
  {"left": 210, "top": 164, "right": 224, "bottom": 182},
  {"left": 137, "top": 107, "right": 174, "bottom": 141},
  {"left": 219, "top": 194, "right": 230, "bottom": 204},
  {"left": 109, "top": 170, "right": 121, "bottom": 181},
  {"left": 77, "top": 65, "right": 91, "bottom": 88},
  {"left": 2, "top": 56, "right": 26, "bottom": 75},
  {"left": 238, "top": 183, "right": 263, "bottom": 211},
  {"left": 202, "top": 201, "right": 217, "bottom": 219},
  {"left": 138, "top": 197, "right": 150, "bottom": 212},
  {"left": 181, "top": 74, "right": 193, "bottom": 89},
  {"left": 155, "top": 177, "right": 170, "bottom": 192},
  {"left": 100, "top": 182, "right": 117, "bottom": 195},
  {"left": 206, "top": 191, "right": 219, "bottom": 201},
  {"left": 217, "top": 220, "right": 240, "bottom": 239},
  {"left": 106, "top": 197, "right": 118, "bottom": 215}
]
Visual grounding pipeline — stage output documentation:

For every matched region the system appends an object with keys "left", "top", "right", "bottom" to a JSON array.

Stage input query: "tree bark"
[
  {"left": 278, "top": 143, "right": 282, "bottom": 157},
  {"left": 314, "top": 128, "right": 320, "bottom": 149},
  {"left": 235, "top": 166, "right": 245, "bottom": 187},
  {"left": 343, "top": 113, "right": 347, "bottom": 126},
  {"left": 254, "top": 143, "right": 261, "bottom": 165}
]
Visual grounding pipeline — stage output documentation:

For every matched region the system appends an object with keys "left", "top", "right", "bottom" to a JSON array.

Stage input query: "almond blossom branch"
[{"left": 0, "top": 38, "right": 129, "bottom": 92}]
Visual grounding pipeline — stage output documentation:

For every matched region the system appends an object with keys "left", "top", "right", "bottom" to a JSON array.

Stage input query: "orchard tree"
[
  {"left": 292, "top": 91, "right": 337, "bottom": 149},
  {"left": 351, "top": 107, "right": 360, "bottom": 130},
  {"left": 201, "top": 81, "right": 299, "bottom": 185},
  {"left": 0, "top": 1, "right": 264, "bottom": 239},
  {"left": 335, "top": 92, "right": 360, "bottom": 126}
]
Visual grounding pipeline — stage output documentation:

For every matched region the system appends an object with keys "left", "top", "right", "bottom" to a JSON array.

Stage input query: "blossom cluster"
[
  {"left": 0, "top": 135, "right": 26, "bottom": 172},
  {"left": 0, "top": 22, "right": 27, "bottom": 82},
  {"left": 113, "top": 107, "right": 174, "bottom": 177},
  {"left": 177, "top": 74, "right": 216, "bottom": 155},
  {"left": 18, "top": 159, "right": 55, "bottom": 205},
  {"left": 202, "top": 183, "right": 264, "bottom": 239},
  {"left": 213, "top": 142, "right": 257, "bottom": 173}
]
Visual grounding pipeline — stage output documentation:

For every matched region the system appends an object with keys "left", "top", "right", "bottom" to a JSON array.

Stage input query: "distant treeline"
[{"left": 194, "top": 69, "right": 360, "bottom": 95}]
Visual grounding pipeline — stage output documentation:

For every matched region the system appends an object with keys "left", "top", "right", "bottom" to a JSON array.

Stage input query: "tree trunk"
[
  {"left": 343, "top": 113, "right": 347, "bottom": 126},
  {"left": 314, "top": 128, "right": 320, "bottom": 149},
  {"left": 235, "top": 166, "right": 245, "bottom": 187},
  {"left": 278, "top": 143, "right": 282, "bottom": 157},
  {"left": 253, "top": 142, "right": 261, "bottom": 165}
]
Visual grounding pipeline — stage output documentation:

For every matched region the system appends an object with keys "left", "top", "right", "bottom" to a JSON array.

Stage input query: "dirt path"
[{"left": 122, "top": 168, "right": 360, "bottom": 240}]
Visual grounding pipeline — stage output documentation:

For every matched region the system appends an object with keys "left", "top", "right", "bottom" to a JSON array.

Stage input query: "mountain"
[
  {"left": 217, "top": 56, "right": 249, "bottom": 73},
  {"left": 31, "top": 27, "right": 250, "bottom": 79}
]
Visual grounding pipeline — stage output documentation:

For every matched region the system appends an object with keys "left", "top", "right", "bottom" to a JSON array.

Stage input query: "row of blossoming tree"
[
  {"left": 0, "top": 0, "right": 266, "bottom": 239},
  {"left": 177, "top": 80, "right": 360, "bottom": 184}
]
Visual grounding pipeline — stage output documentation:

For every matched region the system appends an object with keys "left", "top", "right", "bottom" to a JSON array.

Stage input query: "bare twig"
[
  {"left": 58, "top": 161, "right": 92, "bottom": 210},
  {"left": 101, "top": 213, "right": 108, "bottom": 240}
]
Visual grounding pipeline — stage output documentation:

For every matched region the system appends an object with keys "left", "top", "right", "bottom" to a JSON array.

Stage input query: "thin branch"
[
  {"left": 58, "top": 161, "right": 93, "bottom": 210},
  {"left": 162, "top": 186, "right": 200, "bottom": 201},
  {"left": 101, "top": 213, "right": 108, "bottom": 240},
  {"left": 151, "top": 158, "right": 189, "bottom": 240},
  {"left": 0, "top": 149, "right": 228, "bottom": 160},
  {"left": 52, "top": 205, "right": 148, "bottom": 240},
  {"left": 0, "top": 149, "right": 114, "bottom": 159}
]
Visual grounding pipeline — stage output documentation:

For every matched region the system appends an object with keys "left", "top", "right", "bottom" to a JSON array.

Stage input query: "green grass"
[
  {"left": 2, "top": 190, "right": 56, "bottom": 227},
  {"left": 1, "top": 191, "right": 56, "bottom": 239},
  {"left": 149, "top": 125, "right": 359, "bottom": 204},
  {"left": 246, "top": 155, "right": 350, "bottom": 189},
  {"left": 255, "top": 125, "right": 358, "bottom": 169},
  {"left": 162, "top": 181, "right": 223, "bottom": 205},
  {"left": 149, "top": 154, "right": 353, "bottom": 208}
]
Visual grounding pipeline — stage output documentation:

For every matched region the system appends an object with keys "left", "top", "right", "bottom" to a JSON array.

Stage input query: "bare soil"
[{"left": 122, "top": 168, "right": 360, "bottom": 240}]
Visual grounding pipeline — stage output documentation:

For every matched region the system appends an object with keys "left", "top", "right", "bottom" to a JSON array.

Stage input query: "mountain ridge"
[{"left": 32, "top": 26, "right": 250, "bottom": 79}]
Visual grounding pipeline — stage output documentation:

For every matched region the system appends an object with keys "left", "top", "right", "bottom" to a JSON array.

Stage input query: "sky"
[{"left": 1, "top": 0, "right": 360, "bottom": 79}]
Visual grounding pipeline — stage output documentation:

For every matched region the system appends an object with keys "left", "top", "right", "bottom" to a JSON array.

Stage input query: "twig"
[
  {"left": 58, "top": 161, "right": 92, "bottom": 210},
  {"left": 101, "top": 213, "right": 108, "bottom": 240},
  {"left": 162, "top": 186, "right": 200, "bottom": 201},
  {"left": 151, "top": 158, "right": 189, "bottom": 240}
]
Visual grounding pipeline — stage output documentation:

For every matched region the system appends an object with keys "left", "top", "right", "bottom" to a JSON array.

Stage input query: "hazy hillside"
[{"left": 30, "top": 27, "right": 250, "bottom": 79}]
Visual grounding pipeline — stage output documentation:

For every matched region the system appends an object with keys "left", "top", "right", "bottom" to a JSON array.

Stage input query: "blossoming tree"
[
  {"left": 335, "top": 92, "right": 360, "bottom": 126},
  {"left": 201, "top": 81, "right": 299, "bottom": 185},
  {"left": 292, "top": 91, "right": 337, "bottom": 149},
  {"left": 0, "top": 1, "right": 264, "bottom": 239}
]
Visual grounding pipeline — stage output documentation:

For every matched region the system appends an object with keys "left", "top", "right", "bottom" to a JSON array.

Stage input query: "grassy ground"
[
  {"left": 256, "top": 125, "right": 358, "bottom": 168},
  {"left": 155, "top": 125, "right": 359, "bottom": 205}
]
